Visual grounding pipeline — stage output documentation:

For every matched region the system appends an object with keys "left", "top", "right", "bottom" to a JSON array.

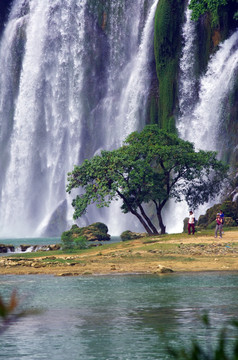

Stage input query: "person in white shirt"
[{"left": 188, "top": 210, "right": 195, "bottom": 235}]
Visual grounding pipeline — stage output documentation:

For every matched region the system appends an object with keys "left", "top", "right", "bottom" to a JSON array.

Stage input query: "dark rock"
[
  {"left": 20, "top": 244, "right": 32, "bottom": 252},
  {"left": 0, "top": 244, "right": 15, "bottom": 253}
]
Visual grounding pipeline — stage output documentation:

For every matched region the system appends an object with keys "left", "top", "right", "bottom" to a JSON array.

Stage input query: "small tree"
[{"left": 67, "top": 125, "right": 228, "bottom": 235}]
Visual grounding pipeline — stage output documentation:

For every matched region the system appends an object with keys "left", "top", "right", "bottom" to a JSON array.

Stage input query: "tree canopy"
[{"left": 67, "top": 125, "right": 228, "bottom": 234}]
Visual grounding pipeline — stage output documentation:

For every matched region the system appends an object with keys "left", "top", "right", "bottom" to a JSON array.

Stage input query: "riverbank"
[{"left": 1, "top": 229, "right": 238, "bottom": 276}]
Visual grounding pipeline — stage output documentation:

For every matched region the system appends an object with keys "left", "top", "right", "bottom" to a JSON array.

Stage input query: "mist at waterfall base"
[{"left": 0, "top": 1, "right": 237, "bottom": 238}]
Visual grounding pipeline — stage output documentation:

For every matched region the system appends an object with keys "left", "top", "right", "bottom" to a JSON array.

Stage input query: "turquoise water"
[
  {"left": 0, "top": 237, "right": 61, "bottom": 246},
  {"left": 0, "top": 272, "right": 238, "bottom": 359}
]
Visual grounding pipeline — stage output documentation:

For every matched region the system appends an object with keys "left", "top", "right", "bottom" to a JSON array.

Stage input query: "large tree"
[{"left": 67, "top": 125, "right": 228, "bottom": 234}]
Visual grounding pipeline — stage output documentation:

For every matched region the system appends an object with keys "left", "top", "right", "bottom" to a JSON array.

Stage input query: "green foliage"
[
  {"left": 221, "top": 200, "right": 238, "bottom": 221},
  {"left": 73, "top": 236, "right": 89, "bottom": 250},
  {"left": 67, "top": 125, "right": 228, "bottom": 235},
  {"left": 154, "top": 0, "right": 184, "bottom": 130},
  {"left": 189, "top": 0, "right": 228, "bottom": 26},
  {"left": 61, "top": 232, "right": 74, "bottom": 250},
  {"left": 198, "top": 199, "right": 238, "bottom": 228},
  {"left": 149, "top": 95, "right": 158, "bottom": 124},
  {"left": 169, "top": 315, "right": 238, "bottom": 360},
  {"left": 61, "top": 233, "right": 89, "bottom": 250}
]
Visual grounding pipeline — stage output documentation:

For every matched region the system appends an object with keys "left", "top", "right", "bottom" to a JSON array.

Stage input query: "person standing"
[
  {"left": 219, "top": 210, "right": 225, "bottom": 233},
  {"left": 188, "top": 210, "right": 195, "bottom": 235},
  {"left": 219, "top": 210, "right": 224, "bottom": 224},
  {"left": 215, "top": 214, "right": 222, "bottom": 238}
]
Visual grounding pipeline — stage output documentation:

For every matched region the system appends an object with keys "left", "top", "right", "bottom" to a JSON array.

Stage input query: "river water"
[{"left": 1, "top": 272, "right": 238, "bottom": 359}]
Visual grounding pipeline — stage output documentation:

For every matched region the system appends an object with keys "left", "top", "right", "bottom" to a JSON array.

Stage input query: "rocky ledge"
[{"left": 0, "top": 243, "right": 61, "bottom": 253}]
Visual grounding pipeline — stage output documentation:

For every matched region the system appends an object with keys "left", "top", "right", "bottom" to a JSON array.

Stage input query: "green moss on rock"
[
  {"left": 61, "top": 222, "right": 111, "bottom": 249},
  {"left": 198, "top": 200, "right": 238, "bottom": 228},
  {"left": 120, "top": 230, "right": 146, "bottom": 241},
  {"left": 154, "top": 0, "right": 185, "bottom": 131}
]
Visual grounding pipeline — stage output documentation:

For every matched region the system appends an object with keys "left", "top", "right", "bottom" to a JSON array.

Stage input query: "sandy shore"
[{"left": 1, "top": 230, "right": 238, "bottom": 276}]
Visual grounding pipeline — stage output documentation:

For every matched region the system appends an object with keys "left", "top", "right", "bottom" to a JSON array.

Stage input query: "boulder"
[
  {"left": 155, "top": 265, "right": 174, "bottom": 274},
  {"left": 61, "top": 222, "right": 111, "bottom": 249},
  {"left": 120, "top": 230, "right": 147, "bottom": 241},
  {"left": 0, "top": 244, "right": 15, "bottom": 253},
  {"left": 49, "top": 244, "right": 61, "bottom": 251},
  {"left": 20, "top": 244, "right": 32, "bottom": 252}
]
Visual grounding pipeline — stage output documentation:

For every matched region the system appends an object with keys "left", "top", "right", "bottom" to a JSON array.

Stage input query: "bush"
[
  {"left": 198, "top": 200, "right": 238, "bottom": 229},
  {"left": 61, "top": 231, "right": 74, "bottom": 250},
  {"left": 74, "top": 236, "right": 89, "bottom": 249}
]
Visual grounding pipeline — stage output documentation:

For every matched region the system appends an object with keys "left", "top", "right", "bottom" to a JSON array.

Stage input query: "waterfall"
[
  {"left": 178, "top": 3, "right": 197, "bottom": 124},
  {"left": 0, "top": 0, "right": 158, "bottom": 237},
  {"left": 173, "top": 6, "right": 238, "bottom": 233},
  {"left": 178, "top": 30, "right": 238, "bottom": 152}
]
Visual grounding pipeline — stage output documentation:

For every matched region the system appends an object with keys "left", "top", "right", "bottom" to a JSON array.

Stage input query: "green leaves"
[
  {"left": 189, "top": 0, "right": 228, "bottom": 26},
  {"left": 67, "top": 125, "right": 228, "bottom": 234}
]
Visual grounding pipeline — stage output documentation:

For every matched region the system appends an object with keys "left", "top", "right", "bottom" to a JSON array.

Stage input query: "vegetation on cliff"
[
  {"left": 189, "top": 0, "right": 238, "bottom": 25},
  {"left": 67, "top": 125, "right": 228, "bottom": 235},
  {"left": 152, "top": 0, "right": 237, "bottom": 137},
  {"left": 153, "top": 0, "right": 185, "bottom": 131}
]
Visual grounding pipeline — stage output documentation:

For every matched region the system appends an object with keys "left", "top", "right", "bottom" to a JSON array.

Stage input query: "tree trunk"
[
  {"left": 138, "top": 204, "right": 158, "bottom": 234},
  {"left": 153, "top": 200, "right": 166, "bottom": 234},
  {"left": 131, "top": 210, "right": 157, "bottom": 235},
  {"left": 117, "top": 190, "right": 158, "bottom": 235}
]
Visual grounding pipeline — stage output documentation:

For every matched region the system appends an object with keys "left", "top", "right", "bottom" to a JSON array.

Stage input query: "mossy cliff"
[
  {"left": 195, "top": 1, "right": 238, "bottom": 75},
  {"left": 153, "top": 0, "right": 185, "bottom": 132},
  {"left": 152, "top": 0, "right": 237, "bottom": 136}
]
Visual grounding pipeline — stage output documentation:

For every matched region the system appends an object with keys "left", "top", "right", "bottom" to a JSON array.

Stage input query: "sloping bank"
[{"left": 0, "top": 230, "right": 238, "bottom": 276}]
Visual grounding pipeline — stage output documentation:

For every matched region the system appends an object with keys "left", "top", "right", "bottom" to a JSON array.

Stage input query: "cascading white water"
[
  {"left": 1, "top": 0, "right": 237, "bottom": 238},
  {"left": 178, "top": 3, "right": 197, "bottom": 122},
  {"left": 172, "top": 6, "right": 238, "bottom": 232},
  {"left": 162, "top": 4, "right": 197, "bottom": 234},
  {"left": 94, "top": 0, "right": 159, "bottom": 234},
  {"left": 116, "top": 0, "right": 159, "bottom": 140},
  {"left": 178, "top": 30, "right": 238, "bottom": 152},
  {"left": 0, "top": 0, "right": 88, "bottom": 237},
  {"left": 0, "top": 0, "right": 158, "bottom": 237}
]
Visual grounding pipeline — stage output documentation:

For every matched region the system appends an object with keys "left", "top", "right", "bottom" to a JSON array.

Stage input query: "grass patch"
[{"left": 9, "top": 250, "right": 62, "bottom": 259}]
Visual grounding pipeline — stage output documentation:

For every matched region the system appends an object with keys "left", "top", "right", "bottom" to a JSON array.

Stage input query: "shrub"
[
  {"left": 61, "top": 231, "right": 74, "bottom": 250},
  {"left": 74, "top": 236, "right": 89, "bottom": 249}
]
